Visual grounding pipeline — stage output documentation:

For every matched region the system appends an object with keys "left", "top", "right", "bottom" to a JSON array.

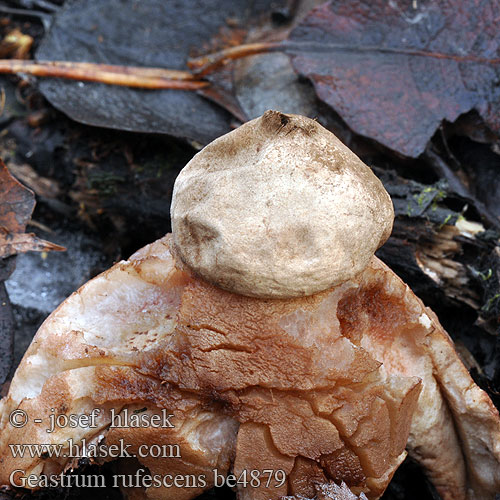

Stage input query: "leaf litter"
[
  {"left": 32, "top": 0, "right": 288, "bottom": 144},
  {"left": 0, "top": 0, "right": 499, "bottom": 159},
  {"left": 0, "top": 160, "right": 64, "bottom": 259}
]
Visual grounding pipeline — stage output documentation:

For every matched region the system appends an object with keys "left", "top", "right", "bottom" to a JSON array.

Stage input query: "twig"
[
  {"left": 188, "top": 39, "right": 500, "bottom": 77},
  {"left": 0, "top": 60, "right": 209, "bottom": 90},
  {"left": 2, "top": 38, "right": 499, "bottom": 91},
  {"left": 188, "top": 42, "right": 280, "bottom": 76}
]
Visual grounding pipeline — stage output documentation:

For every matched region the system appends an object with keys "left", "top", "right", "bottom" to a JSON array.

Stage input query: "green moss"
[
  {"left": 482, "top": 293, "right": 500, "bottom": 313},
  {"left": 439, "top": 213, "right": 453, "bottom": 229},
  {"left": 140, "top": 153, "right": 178, "bottom": 179},
  {"left": 478, "top": 269, "right": 493, "bottom": 281},
  {"left": 88, "top": 171, "right": 126, "bottom": 196}
]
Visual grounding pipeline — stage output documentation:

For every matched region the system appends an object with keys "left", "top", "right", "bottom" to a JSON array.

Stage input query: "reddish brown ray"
[{"left": 0, "top": 235, "right": 499, "bottom": 499}]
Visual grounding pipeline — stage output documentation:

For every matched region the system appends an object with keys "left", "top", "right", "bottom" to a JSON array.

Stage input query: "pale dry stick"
[
  {"left": 187, "top": 41, "right": 279, "bottom": 76},
  {"left": 0, "top": 59, "right": 209, "bottom": 90}
]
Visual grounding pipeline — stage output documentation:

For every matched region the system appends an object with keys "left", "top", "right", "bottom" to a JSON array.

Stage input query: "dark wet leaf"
[
  {"left": 288, "top": 0, "right": 500, "bottom": 157},
  {"left": 36, "top": 0, "right": 277, "bottom": 144},
  {"left": 234, "top": 52, "right": 320, "bottom": 120}
]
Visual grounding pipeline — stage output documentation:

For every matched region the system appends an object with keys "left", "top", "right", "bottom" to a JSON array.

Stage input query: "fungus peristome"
[{"left": 0, "top": 111, "right": 499, "bottom": 500}]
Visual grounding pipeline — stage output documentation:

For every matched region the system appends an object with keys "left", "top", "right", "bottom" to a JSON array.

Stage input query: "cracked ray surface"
[{"left": 1, "top": 234, "right": 499, "bottom": 499}]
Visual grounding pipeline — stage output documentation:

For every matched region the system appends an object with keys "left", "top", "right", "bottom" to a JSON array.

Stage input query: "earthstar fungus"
[{"left": 0, "top": 111, "right": 499, "bottom": 500}]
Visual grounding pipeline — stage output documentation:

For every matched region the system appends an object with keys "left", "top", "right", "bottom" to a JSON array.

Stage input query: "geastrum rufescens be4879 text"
[{"left": 0, "top": 111, "right": 499, "bottom": 500}]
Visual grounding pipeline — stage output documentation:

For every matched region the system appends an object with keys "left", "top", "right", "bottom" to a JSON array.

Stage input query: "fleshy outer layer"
[
  {"left": 0, "top": 235, "right": 499, "bottom": 499},
  {"left": 171, "top": 110, "right": 394, "bottom": 298},
  {"left": 1, "top": 235, "right": 413, "bottom": 499}
]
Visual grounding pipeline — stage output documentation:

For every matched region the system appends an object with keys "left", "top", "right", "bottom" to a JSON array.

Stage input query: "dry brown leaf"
[
  {"left": 0, "top": 159, "right": 35, "bottom": 234},
  {"left": 0, "top": 160, "right": 65, "bottom": 258},
  {"left": 7, "top": 163, "right": 60, "bottom": 199},
  {"left": 0, "top": 228, "right": 65, "bottom": 259}
]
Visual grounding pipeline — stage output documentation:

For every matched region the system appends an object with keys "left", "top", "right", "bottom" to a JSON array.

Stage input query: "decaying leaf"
[
  {"left": 35, "top": 0, "right": 280, "bottom": 144},
  {"left": 6, "top": 163, "right": 60, "bottom": 200},
  {"left": 0, "top": 160, "right": 64, "bottom": 259},
  {"left": 6, "top": 0, "right": 500, "bottom": 159},
  {"left": 0, "top": 228, "right": 65, "bottom": 259},
  {"left": 288, "top": 0, "right": 500, "bottom": 157},
  {"left": 0, "top": 159, "right": 35, "bottom": 234}
]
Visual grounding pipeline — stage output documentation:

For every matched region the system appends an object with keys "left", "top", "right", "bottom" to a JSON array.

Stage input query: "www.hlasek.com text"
[{"left": 9, "top": 438, "right": 180, "bottom": 460}]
